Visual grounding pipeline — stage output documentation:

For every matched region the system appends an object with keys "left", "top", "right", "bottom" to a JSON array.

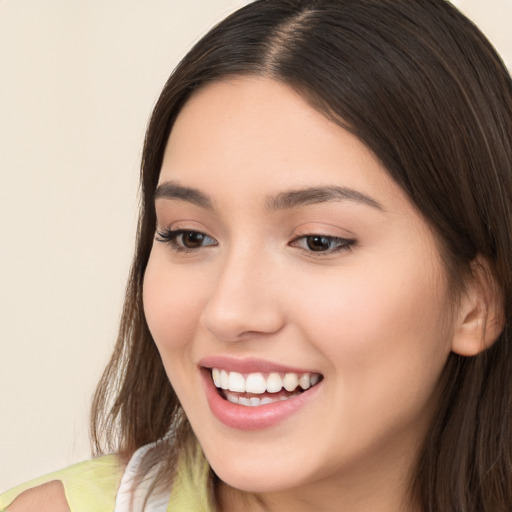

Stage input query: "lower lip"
[{"left": 201, "top": 368, "right": 322, "bottom": 430}]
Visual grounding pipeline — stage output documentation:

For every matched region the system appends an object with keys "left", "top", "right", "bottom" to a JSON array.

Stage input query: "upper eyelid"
[
  {"left": 155, "top": 223, "right": 216, "bottom": 238},
  {"left": 291, "top": 231, "right": 352, "bottom": 239},
  {"left": 290, "top": 234, "right": 355, "bottom": 243},
  {"left": 155, "top": 228, "right": 217, "bottom": 253},
  {"left": 156, "top": 227, "right": 216, "bottom": 240},
  {"left": 155, "top": 228, "right": 354, "bottom": 241},
  {"left": 156, "top": 228, "right": 351, "bottom": 239},
  {"left": 290, "top": 222, "right": 356, "bottom": 238},
  {"left": 289, "top": 233, "right": 356, "bottom": 253},
  {"left": 290, "top": 231, "right": 355, "bottom": 242}
]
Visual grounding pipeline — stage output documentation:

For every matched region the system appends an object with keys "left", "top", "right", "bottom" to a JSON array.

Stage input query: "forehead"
[{"left": 161, "top": 77, "right": 394, "bottom": 200}]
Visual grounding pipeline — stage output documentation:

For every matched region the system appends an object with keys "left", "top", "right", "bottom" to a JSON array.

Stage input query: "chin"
[
  {"left": 214, "top": 465, "right": 299, "bottom": 494},
  {"left": 201, "top": 438, "right": 319, "bottom": 495}
]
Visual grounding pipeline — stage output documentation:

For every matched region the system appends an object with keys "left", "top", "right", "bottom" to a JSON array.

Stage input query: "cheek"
[
  {"left": 142, "top": 249, "right": 206, "bottom": 353},
  {"left": 289, "top": 257, "right": 453, "bottom": 413},
  {"left": 295, "top": 262, "right": 449, "bottom": 343}
]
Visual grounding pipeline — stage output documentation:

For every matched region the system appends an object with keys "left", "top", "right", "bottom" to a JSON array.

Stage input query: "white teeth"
[
  {"left": 212, "top": 368, "right": 220, "bottom": 387},
  {"left": 211, "top": 368, "right": 322, "bottom": 395},
  {"left": 228, "top": 371, "right": 245, "bottom": 392},
  {"left": 299, "top": 374, "right": 311, "bottom": 390},
  {"left": 220, "top": 369, "right": 229, "bottom": 390},
  {"left": 283, "top": 373, "right": 299, "bottom": 392},
  {"left": 225, "top": 392, "right": 239, "bottom": 404},
  {"left": 266, "top": 372, "right": 283, "bottom": 393},
  {"left": 225, "top": 390, "right": 303, "bottom": 407},
  {"left": 245, "top": 373, "right": 267, "bottom": 394}
]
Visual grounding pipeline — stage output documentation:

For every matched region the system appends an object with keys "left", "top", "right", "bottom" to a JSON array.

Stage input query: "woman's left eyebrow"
[{"left": 265, "top": 186, "right": 384, "bottom": 211}]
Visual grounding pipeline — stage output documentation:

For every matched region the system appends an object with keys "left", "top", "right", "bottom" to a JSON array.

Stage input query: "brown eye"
[
  {"left": 181, "top": 231, "right": 207, "bottom": 248},
  {"left": 290, "top": 234, "right": 355, "bottom": 254},
  {"left": 155, "top": 229, "right": 217, "bottom": 252},
  {"left": 306, "top": 235, "right": 333, "bottom": 252}
]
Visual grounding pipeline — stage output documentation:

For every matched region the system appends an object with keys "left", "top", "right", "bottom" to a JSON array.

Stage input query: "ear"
[{"left": 451, "top": 256, "right": 504, "bottom": 357}]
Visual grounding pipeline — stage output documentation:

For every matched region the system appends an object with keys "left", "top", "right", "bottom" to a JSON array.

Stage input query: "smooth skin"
[
  {"left": 8, "top": 78, "right": 500, "bottom": 512},
  {"left": 7, "top": 481, "right": 69, "bottom": 511},
  {"left": 143, "top": 77, "right": 498, "bottom": 512}
]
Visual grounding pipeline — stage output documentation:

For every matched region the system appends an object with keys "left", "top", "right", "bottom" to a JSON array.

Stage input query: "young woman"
[{"left": 2, "top": 0, "right": 512, "bottom": 511}]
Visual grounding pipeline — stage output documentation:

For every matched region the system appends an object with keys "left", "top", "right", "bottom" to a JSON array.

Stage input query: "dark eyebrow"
[
  {"left": 265, "top": 186, "right": 383, "bottom": 211},
  {"left": 154, "top": 181, "right": 383, "bottom": 212},
  {"left": 154, "top": 181, "right": 213, "bottom": 209}
]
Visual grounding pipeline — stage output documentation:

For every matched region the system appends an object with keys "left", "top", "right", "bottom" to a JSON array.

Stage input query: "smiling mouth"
[{"left": 210, "top": 368, "right": 323, "bottom": 407}]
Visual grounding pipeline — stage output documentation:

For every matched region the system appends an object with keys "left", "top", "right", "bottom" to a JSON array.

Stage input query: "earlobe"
[{"left": 451, "top": 256, "right": 504, "bottom": 357}]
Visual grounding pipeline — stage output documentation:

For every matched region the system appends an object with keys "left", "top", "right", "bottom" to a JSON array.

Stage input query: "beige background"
[{"left": 1, "top": 0, "right": 511, "bottom": 492}]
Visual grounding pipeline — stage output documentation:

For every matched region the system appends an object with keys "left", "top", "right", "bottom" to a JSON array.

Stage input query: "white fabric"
[{"left": 114, "top": 443, "right": 172, "bottom": 512}]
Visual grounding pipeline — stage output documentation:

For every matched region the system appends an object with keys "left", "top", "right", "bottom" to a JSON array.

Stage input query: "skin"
[
  {"left": 143, "top": 77, "right": 463, "bottom": 512},
  {"left": 7, "top": 481, "right": 69, "bottom": 511}
]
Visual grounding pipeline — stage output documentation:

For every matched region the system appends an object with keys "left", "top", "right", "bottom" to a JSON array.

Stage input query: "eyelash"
[
  {"left": 155, "top": 229, "right": 218, "bottom": 253},
  {"left": 290, "top": 234, "right": 355, "bottom": 254},
  {"left": 155, "top": 228, "right": 355, "bottom": 255}
]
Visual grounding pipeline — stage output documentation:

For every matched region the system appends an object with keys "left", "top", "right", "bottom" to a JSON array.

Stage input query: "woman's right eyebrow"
[{"left": 154, "top": 181, "right": 214, "bottom": 209}]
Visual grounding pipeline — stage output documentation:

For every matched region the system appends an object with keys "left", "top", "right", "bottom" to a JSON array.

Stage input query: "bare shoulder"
[{"left": 6, "top": 480, "right": 70, "bottom": 512}]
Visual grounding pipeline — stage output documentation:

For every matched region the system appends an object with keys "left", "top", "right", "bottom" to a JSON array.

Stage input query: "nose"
[{"left": 200, "top": 249, "right": 285, "bottom": 342}]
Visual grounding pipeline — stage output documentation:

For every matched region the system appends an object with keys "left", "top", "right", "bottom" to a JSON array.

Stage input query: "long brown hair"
[{"left": 91, "top": 1, "right": 512, "bottom": 509}]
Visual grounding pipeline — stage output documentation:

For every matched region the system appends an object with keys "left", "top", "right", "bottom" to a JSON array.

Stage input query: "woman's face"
[{"left": 143, "top": 78, "right": 457, "bottom": 502}]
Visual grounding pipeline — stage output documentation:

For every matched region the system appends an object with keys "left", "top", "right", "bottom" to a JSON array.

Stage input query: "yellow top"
[{"left": 0, "top": 451, "right": 213, "bottom": 511}]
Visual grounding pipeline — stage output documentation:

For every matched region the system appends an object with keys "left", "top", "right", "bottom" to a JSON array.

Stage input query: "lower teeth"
[{"left": 224, "top": 391, "right": 300, "bottom": 406}]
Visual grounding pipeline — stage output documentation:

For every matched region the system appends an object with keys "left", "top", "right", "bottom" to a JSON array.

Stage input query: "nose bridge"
[{"left": 200, "top": 242, "right": 284, "bottom": 342}]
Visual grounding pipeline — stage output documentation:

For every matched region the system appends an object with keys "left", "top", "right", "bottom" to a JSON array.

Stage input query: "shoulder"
[
  {"left": 0, "top": 455, "right": 123, "bottom": 512},
  {"left": 5, "top": 480, "right": 69, "bottom": 512}
]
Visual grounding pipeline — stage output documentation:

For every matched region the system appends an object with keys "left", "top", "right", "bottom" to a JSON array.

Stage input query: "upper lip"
[{"left": 199, "top": 356, "right": 321, "bottom": 375}]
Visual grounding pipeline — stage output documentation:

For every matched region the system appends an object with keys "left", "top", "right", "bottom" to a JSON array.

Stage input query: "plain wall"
[{"left": 1, "top": 0, "right": 511, "bottom": 492}]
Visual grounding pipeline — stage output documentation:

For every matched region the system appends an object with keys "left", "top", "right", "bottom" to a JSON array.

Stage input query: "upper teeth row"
[{"left": 211, "top": 368, "right": 320, "bottom": 394}]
